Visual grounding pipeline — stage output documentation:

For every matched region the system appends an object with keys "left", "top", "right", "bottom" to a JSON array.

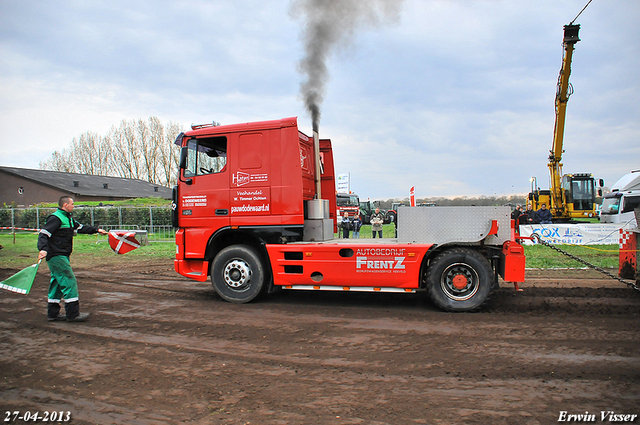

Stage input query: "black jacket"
[
  {"left": 536, "top": 208, "right": 553, "bottom": 223},
  {"left": 37, "top": 209, "right": 100, "bottom": 260}
]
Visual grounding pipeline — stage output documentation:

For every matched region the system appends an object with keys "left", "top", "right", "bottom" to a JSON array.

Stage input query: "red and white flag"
[
  {"left": 108, "top": 231, "right": 141, "bottom": 255},
  {"left": 410, "top": 186, "right": 416, "bottom": 207}
]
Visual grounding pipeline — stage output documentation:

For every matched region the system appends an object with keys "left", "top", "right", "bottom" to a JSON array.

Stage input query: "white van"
[{"left": 600, "top": 170, "right": 640, "bottom": 227}]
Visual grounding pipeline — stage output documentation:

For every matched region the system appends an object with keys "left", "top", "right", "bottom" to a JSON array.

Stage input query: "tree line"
[{"left": 39, "top": 117, "right": 183, "bottom": 187}]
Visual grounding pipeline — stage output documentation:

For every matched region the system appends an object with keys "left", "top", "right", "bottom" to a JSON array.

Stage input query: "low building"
[{"left": 0, "top": 166, "right": 172, "bottom": 207}]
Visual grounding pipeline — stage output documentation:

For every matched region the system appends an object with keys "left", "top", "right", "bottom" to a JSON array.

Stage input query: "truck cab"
[
  {"left": 173, "top": 117, "right": 337, "bottom": 280},
  {"left": 600, "top": 170, "right": 640, "bottom": 226}
]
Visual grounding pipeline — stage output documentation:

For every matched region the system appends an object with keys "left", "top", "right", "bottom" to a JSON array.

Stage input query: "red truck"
[
  {"left": 172, "top": 117, "right": 525, "bottom": 311},
  {"left": 336, "top": 192, "right": 360, "bottom": 224}
]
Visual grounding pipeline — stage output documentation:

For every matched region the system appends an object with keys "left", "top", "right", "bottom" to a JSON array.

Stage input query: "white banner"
[
  {"left": 337, "top": 173, "right": 350, "bottom": 193},
  {"left": 518, "top": 223, "right": 628, "bottom": 245}
]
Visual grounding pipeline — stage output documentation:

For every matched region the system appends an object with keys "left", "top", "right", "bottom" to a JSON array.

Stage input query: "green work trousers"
[{"left": 47, "top": 255, "right": 79, "bottom": 303}]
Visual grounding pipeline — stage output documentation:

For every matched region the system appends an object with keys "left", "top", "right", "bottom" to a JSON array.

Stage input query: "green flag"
[{"left": 0, "top": 261, "right": 40, "bottom": 295}]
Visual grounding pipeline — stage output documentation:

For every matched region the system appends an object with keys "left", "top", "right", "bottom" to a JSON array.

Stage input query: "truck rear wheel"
[
  {"left": 211, "top": 245, "right": 265, "bottom": 303},
  {"left": 426, "top": 248, "right": 494, "bottom": 312}
]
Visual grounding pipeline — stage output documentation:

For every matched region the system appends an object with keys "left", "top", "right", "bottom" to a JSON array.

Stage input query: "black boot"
[
  {"left": 47, "top": 303, "right": 65, "bottom": 321},
  {"left": 67, "top": 312, "right": 89, "bottom": 322},
  {"left": 65, "top": 300, "right": 79, "bottom": 319},
  {"left": 64, "top": 301, "right": 89, "bottom": 322},
  {"left": 64, "top": 300, "right": 89, "bottom": 322}
]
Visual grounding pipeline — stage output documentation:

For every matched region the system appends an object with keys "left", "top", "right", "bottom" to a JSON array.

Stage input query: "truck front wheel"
[
  {"left": 426, "top": 248, "right": 494, "bottom": 312},
  {"left": 211, "top": 245, "right": 265, "bottom": 303},
  {"left": 386, "top": 211, "right": 396, "bottom": 224}
]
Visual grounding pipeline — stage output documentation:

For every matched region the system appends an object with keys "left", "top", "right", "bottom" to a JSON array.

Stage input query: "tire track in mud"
[
  {"left": 81, "top": 275, "right": 217, "bottom": 301},
  {"left": 2, "top": 266, "right": 640, "bottom": 424},
  {"left": 50, "top": 277, "right": 640, "bottom": 379},
  {"left": 80, "top": 271, "right": 640, "bottom": 317}
]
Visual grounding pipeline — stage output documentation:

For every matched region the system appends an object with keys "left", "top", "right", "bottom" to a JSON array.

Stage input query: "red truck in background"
[
  {"left": 336, "top": 192, "right": 360, "bottom": 224},
  {"left": 172, "top": 117, "right": 525, "bottom": 311}
]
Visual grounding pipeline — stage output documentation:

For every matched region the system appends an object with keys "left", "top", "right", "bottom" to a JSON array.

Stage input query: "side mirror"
[
  {"left": 598, "top": 188, "right": 603, "bottom": 197},
  {"left": 171, "top": 186, "right": 179, "bottom": 228},
  {"left": 179, "top": 147, "right": 188, "bottom": 169},
  {"left": 598, "top": 179, "right": 605, "bottom": 187}
]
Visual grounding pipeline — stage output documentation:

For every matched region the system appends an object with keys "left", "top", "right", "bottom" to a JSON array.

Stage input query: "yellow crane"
[{"left": 529, "top": 23, "right": 602, "bottom": 221}]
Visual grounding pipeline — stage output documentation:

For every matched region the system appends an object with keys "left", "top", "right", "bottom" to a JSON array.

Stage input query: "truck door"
[
  {"left": 228, "top": 132, "right": 272, "bottom": 225},
  {"left": 180, "top": 136, "right": 229, "bottom": 257}
]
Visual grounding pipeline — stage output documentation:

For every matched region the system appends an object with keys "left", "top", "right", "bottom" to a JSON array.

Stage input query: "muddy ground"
[{"left": 1, "top": 260, "right": 639, "bottom": 425}]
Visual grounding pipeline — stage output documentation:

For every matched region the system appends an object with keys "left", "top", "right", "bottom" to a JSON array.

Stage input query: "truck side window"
[
  {"left": 185, "top": 137, "right": 227, "bottom": 177},
  {"left": 622, "top": 196, "right": 640, "bottom": 214}
]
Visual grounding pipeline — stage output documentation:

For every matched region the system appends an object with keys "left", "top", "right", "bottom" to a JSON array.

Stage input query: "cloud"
[{"left": 0, "top": 0, "right": 638, "bottom": 199}]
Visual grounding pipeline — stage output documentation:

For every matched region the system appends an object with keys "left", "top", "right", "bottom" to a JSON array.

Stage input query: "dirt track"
[{"left": 1, "top": 261, "right": 639, "bottom": 425}]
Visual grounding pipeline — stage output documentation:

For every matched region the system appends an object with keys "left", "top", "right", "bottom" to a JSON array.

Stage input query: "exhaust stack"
[
  {"left": 313, "top": 129, "right": 322, "bottom": 200},
  {"left": 304, "top": 127, "right": 332, "bottom": 241}
]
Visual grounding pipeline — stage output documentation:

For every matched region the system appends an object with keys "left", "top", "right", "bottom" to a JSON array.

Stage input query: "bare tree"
[
  {"left": 41, "top": 117, "right": 183, "bottom": 187},
  {"left": 71, "top": 131, "right": 113, "bottom": 175},
  {"left": 93, "top": 132, "right": 113, "bottom": 176},
  {"left": 40, "top": 149, "right": 75, "bottom": 173},
  {"left": 140, "top": 118, "right": 160, "bottom": 184},
  {"left": 111, "top": 119, "right": 141, "bottom": 180},
  {"left": 159, "top": 121, "right": 182, "bottom": 187}
]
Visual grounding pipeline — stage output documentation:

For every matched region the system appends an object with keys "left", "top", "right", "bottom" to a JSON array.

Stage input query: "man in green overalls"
[{"left": 37, "top": 196, "right": 107, "bottom": 322}]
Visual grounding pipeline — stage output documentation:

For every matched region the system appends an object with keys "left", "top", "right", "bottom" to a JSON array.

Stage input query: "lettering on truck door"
[{"left": 229, "top": 132, "right": 272, "bottom": 223}]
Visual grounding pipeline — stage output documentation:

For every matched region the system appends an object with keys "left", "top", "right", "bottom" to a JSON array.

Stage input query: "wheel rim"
[
  {"left": 223, "top": 259, "right": 252, "bottom": 290},
  {"left": 440, "top": 262, "right": 479, "bottom": 301}
]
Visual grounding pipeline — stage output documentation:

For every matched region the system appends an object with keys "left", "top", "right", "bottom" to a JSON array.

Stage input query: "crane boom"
[{"left": 548, "top": 24, "right": 580, "bottom": 217}]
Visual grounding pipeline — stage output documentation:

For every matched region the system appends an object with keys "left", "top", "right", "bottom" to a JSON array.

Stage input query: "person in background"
[
  {"left": 37, "top": 196, "right": 108, "bottom": 322},
  {"left": 352, "top": 213, "right": 362, "bottom": 239},
  {"left": 524, "top": 205, "right": 538, "bottom": 225},
  {"left": 511, "top": 205, "right": 523, "bottom": 222},
  {"left": 537, "top": 203, "right": 553, "bottom": 224},
  {"left": 370, "top": 207, "right": 384, "bottom": 238},
  {"left": 340, "top": 212, "right": 351, "bottom": 238}
]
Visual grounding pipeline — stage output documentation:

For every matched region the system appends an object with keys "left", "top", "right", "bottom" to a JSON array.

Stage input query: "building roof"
[{"left": 0, "top": 166, "right": 172, "bottom": 199}]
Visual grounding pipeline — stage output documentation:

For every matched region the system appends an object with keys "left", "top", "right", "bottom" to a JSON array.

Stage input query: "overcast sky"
[{"left": 1, "top": 0, "right": 638, "bottom": 200}]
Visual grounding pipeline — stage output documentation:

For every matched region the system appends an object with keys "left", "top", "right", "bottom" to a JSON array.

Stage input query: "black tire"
[
  {"left": 387, "top": 211, "right": 396, "bottom": 224},
  {"left": 210, "top": 245, "right": 266, "bottom": 303},
  {"left": 426, "top": 248, "right": 494, "bottom": 312}
]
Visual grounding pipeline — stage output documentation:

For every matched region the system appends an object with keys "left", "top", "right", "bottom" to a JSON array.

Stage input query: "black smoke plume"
[{"left": 291, "top": 0, "right": 402, "bottom": 132}]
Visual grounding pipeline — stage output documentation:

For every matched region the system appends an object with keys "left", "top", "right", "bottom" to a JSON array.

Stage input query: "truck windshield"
[
  {"left": 600, "top": 197, "right": 620, "bottom": 215},
  {"left": 185, "top": 137, "right": 227, "bottom": 177},
  {"left": 337, "top": 195, "right": 359, "bottom": 206}
]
